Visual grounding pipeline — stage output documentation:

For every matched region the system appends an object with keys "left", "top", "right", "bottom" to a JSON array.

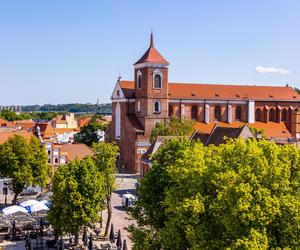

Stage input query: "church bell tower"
[{"left": 133, "top": 32, "right": 170, "bottom": 136}]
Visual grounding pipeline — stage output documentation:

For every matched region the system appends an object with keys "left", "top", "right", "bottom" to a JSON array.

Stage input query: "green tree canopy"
[
  {"left": 130, "top": 138, "right": 300, "bottom": 249},
  {"left": 48, "top": 157, "right": 105, "bottom": 244},
  {"left": 75, "top": 121, "right": 108, "bottom": 146},
  {"left": 150, "top": 117, "right": 194, "bottom": 143},
  {"left": 0, "top": 135, "right": 50, "bottom": 203},
  {"left": 92, "top": 142, "right": 119, "bottom": 236}
]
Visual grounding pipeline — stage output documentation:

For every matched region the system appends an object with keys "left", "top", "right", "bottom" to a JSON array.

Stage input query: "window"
[
  {"left": 214, "top": 106, "right": 221, "bottom": 121},
  {"left": 154, "top": 101, "right": 161, "bottom": 113},
  {"left": 137, "top": 148, "right": 147, "bottom": 155},
  {"left": 191, "top": 106, "right": 198, "bottom": 120},
  {"left": 47, "top": 150, "right": 51, "bottom": 155},
  {"left": 55, "top": 158, "right": 58, "bottom": 164},
  {"left": 137, "top": 100, "right": 141, "bottom": 112},
  {"left": 256, "top": 108, "right": 262, "bottom": 121},
  {"left": 137, "top": 71, "right": 142, "bottom": 88},
  {"left": 235, "top": 106, "right": 242, "bottom": 121},
  {"left": 169, "top": 105, "right": 173, "bottom": 117},
  {"left": 269, "top": 108, "right": 276, "bottom": 122},
  {"left": 116, "top": 90, "right": 120, "bottom": 96},
  {"left": 282, "top": 108, "right": 287, "bottom": 121},
  {"left": 153, "top": 74, "right": 162, "bottom": 89}
]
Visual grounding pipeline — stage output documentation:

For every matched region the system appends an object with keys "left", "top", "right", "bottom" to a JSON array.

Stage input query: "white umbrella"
[
  {"left": 25, "top": 202, "right": 49, "bottom": 213},
  {"left": 20, "top": 199, "right": 40, "bottom": 207},
  {"left": 2, "top": 205, "right": 29, "bottom": 215},
  {"left": 40, "top": 200, "right": 51, "bottom": 208}
]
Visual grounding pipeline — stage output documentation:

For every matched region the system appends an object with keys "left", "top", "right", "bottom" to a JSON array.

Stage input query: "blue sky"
[{"left": 0, "top": 0, "right": 299, "bottom": 105}]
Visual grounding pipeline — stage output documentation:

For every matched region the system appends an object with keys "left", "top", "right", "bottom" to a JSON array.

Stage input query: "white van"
[{"left": 121, "top": 193, "right": 137, "bottom": 208}]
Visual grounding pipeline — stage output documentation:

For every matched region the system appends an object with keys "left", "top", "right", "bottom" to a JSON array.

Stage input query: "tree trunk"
[
  {"left": 12, "top": 192, "right": 19, "bottom": 205},
  {"left": 75, "top": 232, "right": 79, "bottom": 246},
  {"left": 104, "top": 196, "right": 112, "bottom": 237}
]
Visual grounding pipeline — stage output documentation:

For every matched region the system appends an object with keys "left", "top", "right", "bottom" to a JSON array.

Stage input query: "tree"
[
  {"left": 129, "top": 138, "right": 300, "bottom": 249},
  {"left": 0, "top": 135, "right": 50, "bottom": 203},
  {"left": 75, "top": 121, "right": 108, "bottom": 146},
  {"left": 48, "top": 157, "right": 105, "bottom": 245},
  {"left": 150, "top": 117, "right": 194, "bottom": 143},
  {"left": 92, "top": 142, "right": 119, "bottom": 237}
]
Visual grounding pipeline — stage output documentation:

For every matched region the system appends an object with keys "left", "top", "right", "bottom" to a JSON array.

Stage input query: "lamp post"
[
  {"left": 3, "top": 181, "right": 8, "bottom": 206},
  {"left": 121, "top": 165, "right": 125, "bottom": 182}
]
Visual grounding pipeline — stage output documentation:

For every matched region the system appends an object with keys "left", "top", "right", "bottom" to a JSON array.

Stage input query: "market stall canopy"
[{"left": 2, "top": 205, "right": 29, "bottom": 215}]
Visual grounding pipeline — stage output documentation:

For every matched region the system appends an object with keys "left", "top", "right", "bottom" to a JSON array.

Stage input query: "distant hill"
[{"left": 21, "top": 103, "right": 112, "bottom": 114}]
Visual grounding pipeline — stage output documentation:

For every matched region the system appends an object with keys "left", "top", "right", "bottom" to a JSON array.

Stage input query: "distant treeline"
[{"left": 21, "top": 103, "right": 112, "bottom": 114}]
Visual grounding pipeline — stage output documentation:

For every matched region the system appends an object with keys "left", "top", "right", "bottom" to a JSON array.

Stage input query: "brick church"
[{"left": 106, "top": 33, "right": 300, "bottom": 173}]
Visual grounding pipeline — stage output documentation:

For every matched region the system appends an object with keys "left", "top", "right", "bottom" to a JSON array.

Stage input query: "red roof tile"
[
  {"left": 119, "top": 80, "right": 300, "bottom": 101},
  {"left": 134, "top": 33, "right": 169, "bottom": 65},
  {"left": 194, "top": 122, "right": 291, "bottom": 139}
]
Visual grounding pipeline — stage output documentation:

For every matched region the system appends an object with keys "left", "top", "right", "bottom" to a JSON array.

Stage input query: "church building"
[{"left": 106, "top": 33, "right": 300, "bottom": 173}]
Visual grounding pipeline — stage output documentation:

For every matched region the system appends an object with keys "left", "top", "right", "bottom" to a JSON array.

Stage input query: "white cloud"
[{"left": 255, "top": 66, "right": 291, "bottom": 75}]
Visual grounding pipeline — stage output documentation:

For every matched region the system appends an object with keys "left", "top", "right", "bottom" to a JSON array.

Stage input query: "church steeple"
[
  {"left": 134, "top": 32, "right": 169, "bottom": 65},
  {"left": 150, "top": 32, "right": 154, "bottom": 47}
]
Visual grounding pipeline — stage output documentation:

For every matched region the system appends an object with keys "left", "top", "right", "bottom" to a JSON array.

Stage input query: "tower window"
[
  {"left": 154, "top": 101, "right": 161, "bottom": 113},
  {"left": 214, "top": 106, "right": 221, "bottom": 121},
  {"left": 137, "top": 100, "right": 141, "bottom": 112},
  {"left": 153, "top": 74, "right": 162, "bottom": 89},
  {"left": 235, "top": 106, "right": 242, "bottom": 121},
  {"left": 137, "top": 71, "right": 142, "bottom": 88}
]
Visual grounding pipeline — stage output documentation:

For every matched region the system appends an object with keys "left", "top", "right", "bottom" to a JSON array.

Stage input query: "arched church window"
[
  {"left": 282, "top": 108, "right": 287, "bottom": 121},
  {"left": 269, "top": 108, "right": 276, "bottom": 122},
  {"left": 154, "top": 101, "right": 161, "bottom": 113},
  {"left": 235, "top": 106, "right": 242, "bottom": 121},
  {"left": 154, "top": 74, "right": 162, "bottom": 89},
  {"left": 256, "top": 108, "right": 262, "bottom": 121},
  {"left": 137, "top": 100, "right": 141, "bottom": 112},
  {"left": 214, "top": 106, "right": 221, "bottom": 121},
  {"left": 191, "top": 106, "right": 198, "bottom": 120},
  {"left": 137, "top": 71, "right": 142, "bottom": 88}
]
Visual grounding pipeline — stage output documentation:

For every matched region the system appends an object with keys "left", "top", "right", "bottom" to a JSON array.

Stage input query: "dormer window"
[
  {"left": 137, "top": 71, "right": 142, "bottom": 88},
  {"left": 153, "top": 74, "right": 162, "bottom": 89},
  {"left": 154, "top": 100, "right": 161, "bottom": 113}
]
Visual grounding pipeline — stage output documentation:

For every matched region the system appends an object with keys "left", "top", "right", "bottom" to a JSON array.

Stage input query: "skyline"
[{"left": 0, "top": 1, "right": 299, "bottom": 105}]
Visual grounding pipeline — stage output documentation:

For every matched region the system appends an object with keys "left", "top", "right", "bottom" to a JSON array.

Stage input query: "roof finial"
[
  {"left": 150, "top": 29, "right": 154, "bottom": 47},
  {"left": 118, "top": 71, "right": 122, "bottom": 81}
]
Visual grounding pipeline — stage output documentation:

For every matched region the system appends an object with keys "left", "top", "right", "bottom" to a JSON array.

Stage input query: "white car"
[{"left": 121, "top": 193, "right": 137, "bottom": 208}]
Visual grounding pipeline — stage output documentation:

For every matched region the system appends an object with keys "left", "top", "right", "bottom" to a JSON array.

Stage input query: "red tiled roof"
[
  {"left": 134, "top": 33, "right": 169, "bottom": 65},
  {"left": 60, "top": 143, "right": 92, "bottom": 161},
  {"left": 194, "top": 122, "right": 292, "bottom": 139},
  {"left": 118, "top": 80, "right": 300, "bottom": 101},
  {"left": 0, "top": 131, "right": 34, "bottom": 144}
]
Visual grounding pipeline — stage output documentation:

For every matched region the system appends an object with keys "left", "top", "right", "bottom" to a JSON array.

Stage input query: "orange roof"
[
  {"left": 134, "top": 33, "right": 169, "bottom": 65},
  {"left": 77, "top": 117, "right": 91, "bottom": 127},
  {"left": 194, "top": 122, "right": 291, "bottom": 138},
  {"left": 0, "top": 118, "right": 14, "bottom": 127},
  {"left": 34, "top": 122, "right": 55, "bottom": 138},
  {"left": 119, "top": 80, "right": 300, "bottom": 101},
  {"left": 60, "top": 143, "right": 93, "bottom": 161},
  {"left": 14, "top": 120, "right": 35, "bottom": 130},
  {"left": 55, "top": 128, "right": 79, "bottom": 134},
  {"left": 0, "top": 131, "right": 34, "bottom": 144}
]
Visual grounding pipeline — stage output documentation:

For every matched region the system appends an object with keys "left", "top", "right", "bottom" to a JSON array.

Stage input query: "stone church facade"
[{"left": 106, "top": 33, "right": 300, "bottom": 173}]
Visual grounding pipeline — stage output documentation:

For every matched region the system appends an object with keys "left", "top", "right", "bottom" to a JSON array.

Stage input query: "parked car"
[
  {"left": 20, "top": 188, "right": 38, "bottom": 196},
  {"left": 121, "top": 193, "right": 137, "bottom": 208}
]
